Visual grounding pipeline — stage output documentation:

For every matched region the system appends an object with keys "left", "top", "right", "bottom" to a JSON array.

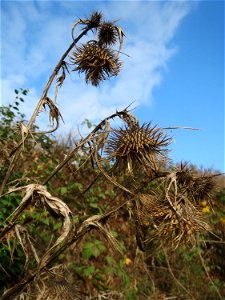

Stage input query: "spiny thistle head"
[
  {"left": 190, "top": 175, "right": 216, "bottom": 201},
  {"left": 98, "top": 22, "right": 118, "bottom": 46},
  {"left": 106, "top": 122, "right": 171, "bottom": 174},
  {"left": 136, "top": 193, "right": 210, "bottom": 250},
  {"left": 176, "top": 163, "right": 216, "bottom": 201},
  {"left": 176, "top": 162, "right": 193, "bottom": 186},
  {"left": 87, "top": 11, "right": 103, "bottom": 29},
  {"left": 71, "top": 41, "right": 122, "bottom": 86}
]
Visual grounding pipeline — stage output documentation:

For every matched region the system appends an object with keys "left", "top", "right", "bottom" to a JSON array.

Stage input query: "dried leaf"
[
  {"left": 115, "top": 26, "right": 125, "bottom": 55},
  {"left": 9, "top": 123, "right": 33, "bottom": 157},
  {"left": 56, "top": 70, "right": 66, "bottom": 88},
  {"left": 6, "top": 233, "right": 16, "bottom": 264},
  {"left": 4, "top": 224, "right": 39, "bottom": 271},
  {"left": 38, "top": 188, "right": 73, "bottom": 247},
  {"left": 1, "top": 184, "right": 72, "bottom": 250},
  {"left": 15, "top": 225, "right": 30, "bottom": 271},
  {"left": 42, "top": 97, "right": 64, "bottom": 127},
  {"left": 55, "top": 63, "right": 69, "bottom": 102}
]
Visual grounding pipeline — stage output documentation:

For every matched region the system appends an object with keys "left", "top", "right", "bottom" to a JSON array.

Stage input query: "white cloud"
[{"left": 1, "top": 1, "right": 194, "bottom": 133}]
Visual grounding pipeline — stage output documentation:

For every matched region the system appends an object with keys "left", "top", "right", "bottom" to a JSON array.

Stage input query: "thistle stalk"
[{"left": 0, "top": 28, "right": 89, "bottom": 196}]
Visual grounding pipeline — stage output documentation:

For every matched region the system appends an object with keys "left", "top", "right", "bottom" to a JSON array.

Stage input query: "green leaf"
[
  {"left": 41, "top": 218, "right": 50, "bottom": 226},
  {"left": 53, "top": 222, "right": 62, "bottom": 230},
  {"left": 92, "top": 246, "right": 101, "bottom": 258},
  {"left": 90, "top": 202, "right": 99, "bottom": 208},
  {"left": 68, "top": 182, "right": 83, "bottom": 191},
  {"left": 87, "top": 120, "right": 92, "bottom": 129},
  {"left": 82, "top": 240, "right": 106, "bottom": 260},
  {"left": 22, "top": 89, "right": 28, "bottom": 95},
  {"left": 82, "top": 242, "right": 95, "bottom": 259},
  {"left": 125, "top": 288, "right": 137, "bottom": 300},
  {"left": 95, "top": 240, "right": 106, "bottom": 253},
  {"left": 83, "top": 266, "right": 95, "bottom": 277},
  {"left": 105, "top": 255, "right": 113, "bottom": 264},
  {"left": 82, "top": 118, "right": 92, "bottom": 129},
  {"left": 60, "top": 187, "right": 68, "bottom": 194},
  {"left": 14, "top": 89, "right": 19, "bottom": 94},
  {"left": 94, "top": 273, "right": 105, "bottom": 282}
]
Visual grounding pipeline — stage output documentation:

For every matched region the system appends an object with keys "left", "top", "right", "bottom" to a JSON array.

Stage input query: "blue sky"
[{"left": 1, "top": 1, "right": 224, "bottom": 172}]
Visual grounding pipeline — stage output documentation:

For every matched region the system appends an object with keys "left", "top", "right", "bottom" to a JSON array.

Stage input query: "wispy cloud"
[{"left": 1, "top": 1, "right": 194, "bottom": 132}]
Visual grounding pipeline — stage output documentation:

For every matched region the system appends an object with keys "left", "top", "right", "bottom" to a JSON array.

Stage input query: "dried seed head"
[
  {"left": 176, "top": 163, "right": 216, "bottom": 201},
  {"left": 176, "top": 163, "right": 193, "bottom": 186},
  {"left": 98, "top": 22, "right": 118, "bottom": 46},
  {"left": 88, "top": 11, "right": 103, "bottom": 29},
  {"left": 135, "top": 194, "right": 210, "bottom": 250},
  {"left": 190, "top": 175, "right": 216, "bottom": 201},
  {"left": 106, "top": 122, "right": 171, "bottom": 174},
  {"left": 71, "top": 41, "right": 122, "bottom": 86}
]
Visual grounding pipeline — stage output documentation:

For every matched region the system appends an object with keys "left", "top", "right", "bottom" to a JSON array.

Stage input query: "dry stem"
[{"left": 0, "top": 27, "right": 90, "bottom": 196}]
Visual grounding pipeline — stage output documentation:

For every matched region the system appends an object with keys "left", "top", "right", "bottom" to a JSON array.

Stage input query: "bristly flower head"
[
  {"left": 135, "top": 193, "right": 210, "bottom": 250},
  {"left": 98, "top": 22, "right": 118, "bottom": 46},
  {"left": 71, "top": 41, "right": 122, "bottom": 86},
  {"left": 71, "top": 11, "right": 125, "bottom": 86},
  {"left": 176, "top": 162, "right": 193, "bottom": 185},
  {"left": 105, "top": 122, "right": 172, "bottom": 174},
  {"left": 176, "top": 163, "right": 216, "bottom": 201},
  {"left": 86, "top": 11, "right": 103, "bottom": 29},
  {"left": 189, "top": 175, "right": 216, "bottom": 201}
]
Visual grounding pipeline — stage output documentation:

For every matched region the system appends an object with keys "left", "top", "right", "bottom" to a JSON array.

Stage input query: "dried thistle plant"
[
  {"left": 105, "top": 122, "right": 171, "bottom": 175},
  {"left": 1, "top": 10, "right": 219, "bottom": 300}
]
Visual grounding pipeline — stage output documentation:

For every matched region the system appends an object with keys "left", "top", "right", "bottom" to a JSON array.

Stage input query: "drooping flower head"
[
  {"left": 71, "top": 11, "right": 125, "bottom": 86},
  {"left": 71, "top": 41, "right": 122, "bottom": 86}
]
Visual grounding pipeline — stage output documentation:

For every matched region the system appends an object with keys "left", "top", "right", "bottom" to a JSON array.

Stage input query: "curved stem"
[{"left": 0, "top": 27, "right": 89, "bottom": 196}]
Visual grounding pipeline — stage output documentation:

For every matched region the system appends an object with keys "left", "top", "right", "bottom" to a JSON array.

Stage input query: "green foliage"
[
  {"left": 84, "top": 186, "right": 108, "bottom": 214},
  {"left": 82, "top": 239, "right": 106, "bottom": 260},
  {"left": 77, "top": 265, "right": 95, "bottom": 277},
  {"left": 0, "top": 242, "right": 26, "bottom": 290},
  {"left": 82, "top": 118, "right": 94, "bottom": 129},
  {"left": 0, "top": 88, "right": 27, "bottom": 126},
  {"left": 0, "top": 193, "right": 20, "bottom": 224}
]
